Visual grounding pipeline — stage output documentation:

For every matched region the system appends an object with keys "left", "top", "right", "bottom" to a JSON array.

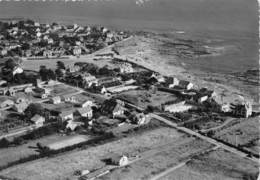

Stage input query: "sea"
[{"left": 0, "top": 0, "right": 258, "bottom": 74}]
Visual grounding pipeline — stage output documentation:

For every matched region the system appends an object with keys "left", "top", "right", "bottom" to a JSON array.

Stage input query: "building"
[
  {"left": 12, "top": 102, "right": 29, "bottom": 113},
  {"left": 112, "top": 104, "right": 125, "bottom": 118},
  {"left": 59, "top": 110, "right": 74, "bottom": 122},
  {"left": 50, "top": 96, "right": 61, "bottom": 104},
  {"left": 150, "top": 72, "right": 165, "bottom": 83},
  {"left": 83, "top": 74, "right": 98, "bottom": 88},
  {"left": 131, "top": 112, "right": 150, "bottom": 125},
  {"left": 101, "top": 99, "right": 125, "bottom": 118},
  {"left": 24, "top": 87, "right": 33, "bottom": 94},
  {"left": 61, "top": 94, "right": 76, "bottom": 103},
  {"left": 178, "top": 80, "right": 194, "bottom": 90},
  {"left": 80, "top": 100, "right": 93, "bottom": 108},
  {"left": 73, "top": 46, "right": 81, "bottom": 57},
  {"left": 66, "top": 120, "right": 83, "bottom": 131},
  {"left": 169, "top": 77, "right": 180, "bottom": 88},
  {"left": 76, "top": 106, "right": 93, "bottom": 119},
  {"left": 31, "top": 114, "right": 45, "bottom": 127},
  {"left": 221, "top": 103, "right": 231, "bottom": 113},
  {"left": 197, "top": 95, "right": 208, "bottom": 103},
  {"left": 118, "top": 62, "right": 134, "bottom": 73},
  {"left": 97, "top": 77, "right": 119, "bottom": 86},
  {"left": 109, "top": 154, "right": 129, "bottom": 166},
  {"left": 33, "top": 88, "right": 50, "bottom": 99},
  {"left": 230, "top": 102, "right": 252, "bottom": 118}
]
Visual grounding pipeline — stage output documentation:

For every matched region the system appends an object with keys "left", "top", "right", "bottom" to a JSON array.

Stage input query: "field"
[
  {"left": 160, "top": 148, "right": 259, "bottom": 180},
  {"left": 0, "top": 127, "right": 190, "bottom": 180},
  {"left": 0, "top": 134, "right": 89, "bottom": 169},
  {"left": 117, "top": 89, "right": 177, "bottom": 109},
  {"left": 49, "top": 84, "right": 79, "bottom": 97},
  {"left": 95, "top": 138, "right": 213, "bottom": 180},
  {"left": 212, "top": 117, "right": 259, "bottom": 154}
]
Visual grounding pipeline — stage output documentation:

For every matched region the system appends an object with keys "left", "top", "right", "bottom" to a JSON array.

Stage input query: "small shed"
[{"left": 109, "top": 154, "right": 129, "bottom": 166}]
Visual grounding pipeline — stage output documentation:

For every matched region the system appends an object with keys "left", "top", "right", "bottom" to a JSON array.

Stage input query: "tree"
[
  {"left": 4, "top": 58, "right": 17, "bottom": 70},
  {"left": 56, "top": 61, "right": 65, "bottom": 70},
  {"left": 24, "top": 103, "right": 45, "bottom": 119}
]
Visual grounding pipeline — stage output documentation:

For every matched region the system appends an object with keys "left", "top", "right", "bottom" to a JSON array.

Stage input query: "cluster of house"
[
  {"left": 0, "top": 19, "right": 129, "bottom": 59},
  {"left": 147, "top": 73, "right": 253, "bottom": 118}
]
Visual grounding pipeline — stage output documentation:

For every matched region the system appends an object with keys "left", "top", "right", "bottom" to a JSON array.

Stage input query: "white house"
[
  {"left": 50, "top": 96, "right": 61, "bottom": 104},
  {"left": 169, "top": 77, "right": 180, "bottom": 88},
  {"left": 76, "top": 106, "right": 93, "bottom": 119},
  {"left": 31, "top": 114, "right": 45, "bottom": 127},
  {"left": 80, "top": 100, "right": 93, "bottom": 108},
  {"left": 59, "top": 110, "right": 74, "bottom": 122},
  {"left": 178, "top": 80, "right": 194, "bottom": 90},
  {"left": 61, "top": 94, "right": 76, "bottom": 103},
  {"left": 110, "top": 155, "right": 129, "bottom": 166},
  {"left": 197, "top": 95, "right": 208, "bottom": 103},
  {"left": 12, "top": 66, "right": 23, "bottom": 76}
]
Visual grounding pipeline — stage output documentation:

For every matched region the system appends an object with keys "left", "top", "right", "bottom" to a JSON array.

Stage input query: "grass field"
[
  {"left": 0, "top": 127, "right": 186, "bottom": 180},
  {"left": 117, "top": 89, "right": 177, "bottom": 109},
  {"left": 212, "top": 117, "right": 259, "bottom": 154},
  {"left": 96, "top": 138, "right": 213, "bottom": 180},
  {"left": 0, "top": 133, "right": 86, "bottom": 169}
]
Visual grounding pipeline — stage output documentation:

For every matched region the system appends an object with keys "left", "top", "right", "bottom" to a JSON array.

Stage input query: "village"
[{"left": 0, "top": 19, "right": 258, "bottom": 180}]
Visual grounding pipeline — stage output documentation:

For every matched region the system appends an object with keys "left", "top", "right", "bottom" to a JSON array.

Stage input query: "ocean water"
[{"left": 0, "top": 0, "right": 258, "bottom": 73}]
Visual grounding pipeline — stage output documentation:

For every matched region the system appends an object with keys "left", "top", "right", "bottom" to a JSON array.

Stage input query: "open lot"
[
  {"left": 0, "top": 133, "right": 91, "bottom": 169},
  {"left": 49, "top": 84, "right": 79, "bottom": 97},
  {"left": 95, "top": 138, "right": 213, "bottom": 180},
  {"left": 0, "top": 127, "right": 189, "bottom": 180},
  {"left": 212, "top": 117, "right": 259, "bottom": 154},
  {"left": 117, "top": 90, "right": 177, "bottom": 109},
  {"left": 160, "top": 148, "right": 259, "bottom": 180}
]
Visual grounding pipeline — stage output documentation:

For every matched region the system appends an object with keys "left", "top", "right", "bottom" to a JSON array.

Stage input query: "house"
[
  {"left": 0, "top": 98, "right": 14, "bottom": 108},
  {"left": 150, "top": 72, "right": 165, "bottom": 83},
  {"left": 197, "top": 95, "right": 208, "bottom": 103},
  {"left": 169, "top": 77, "right": 180, "bottom": 88},
  {"left": 59, "top": 110, "right": 74, "bottom": 122},
  {"left": 118, "top": 62, "right": 134, "bottom": 73},
  {"left": 33, "top": 87, "right": 51, "bottom": 99},
  {"left": 61, "top": 94, "right": 76, "bottom": 103},
  {"left": 221, "top": 103, "right": 231, "bottom": 113},
  {"left": 24, "top": 87, "right": 33, "bottom": 94},
  {"left": 50, "top": 96, "right": 61, "bottom": 104},
  {"left": 131, "top": 113, "right": 151, "bottom": 125},
  {"left": 230, "top": 102, "right": 252, "bottom": 118},
  {"left": 76, "top": 106, "right": 93, "bottom": 119},
  {"left": 80, "top": 100, "right": 93, "bottom": 108},
  {"left": 30, "top": 114, "right": 45, "bottom": 127},
  {"left": 199, "top": 88, "right": 217, "bottom": 99},
  {"left": 12, "top": 102, "right": 29, "bottom": 113},
  {"left": 109, "top": 154, "right": 129, "bottom": 166},
  {"left": 101, "top": 99, "right": 125, "bottom": 118},
  {"left": 12, "top": 66, "right": 23, "bottom": 76},
  {"left": 101, "top": 86, "right": 107, "bottom": 94},
  {"left": 66, "top": 119, "right": 83, "bottom": 131},
  {"left": 83, "top": 74, "right": 98, "bottom": 87},
  {"left": 112, "top": 104, "right": 125, "bottom": 118},
  {"left": 73, "top": 46, "right": 81, "bottom": 57},
  {"left": 97, "top": 77, "right": 119, "bottom": 86},
  {"left": 178, "top": 80, "right": 194, "bottom": 90}
]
